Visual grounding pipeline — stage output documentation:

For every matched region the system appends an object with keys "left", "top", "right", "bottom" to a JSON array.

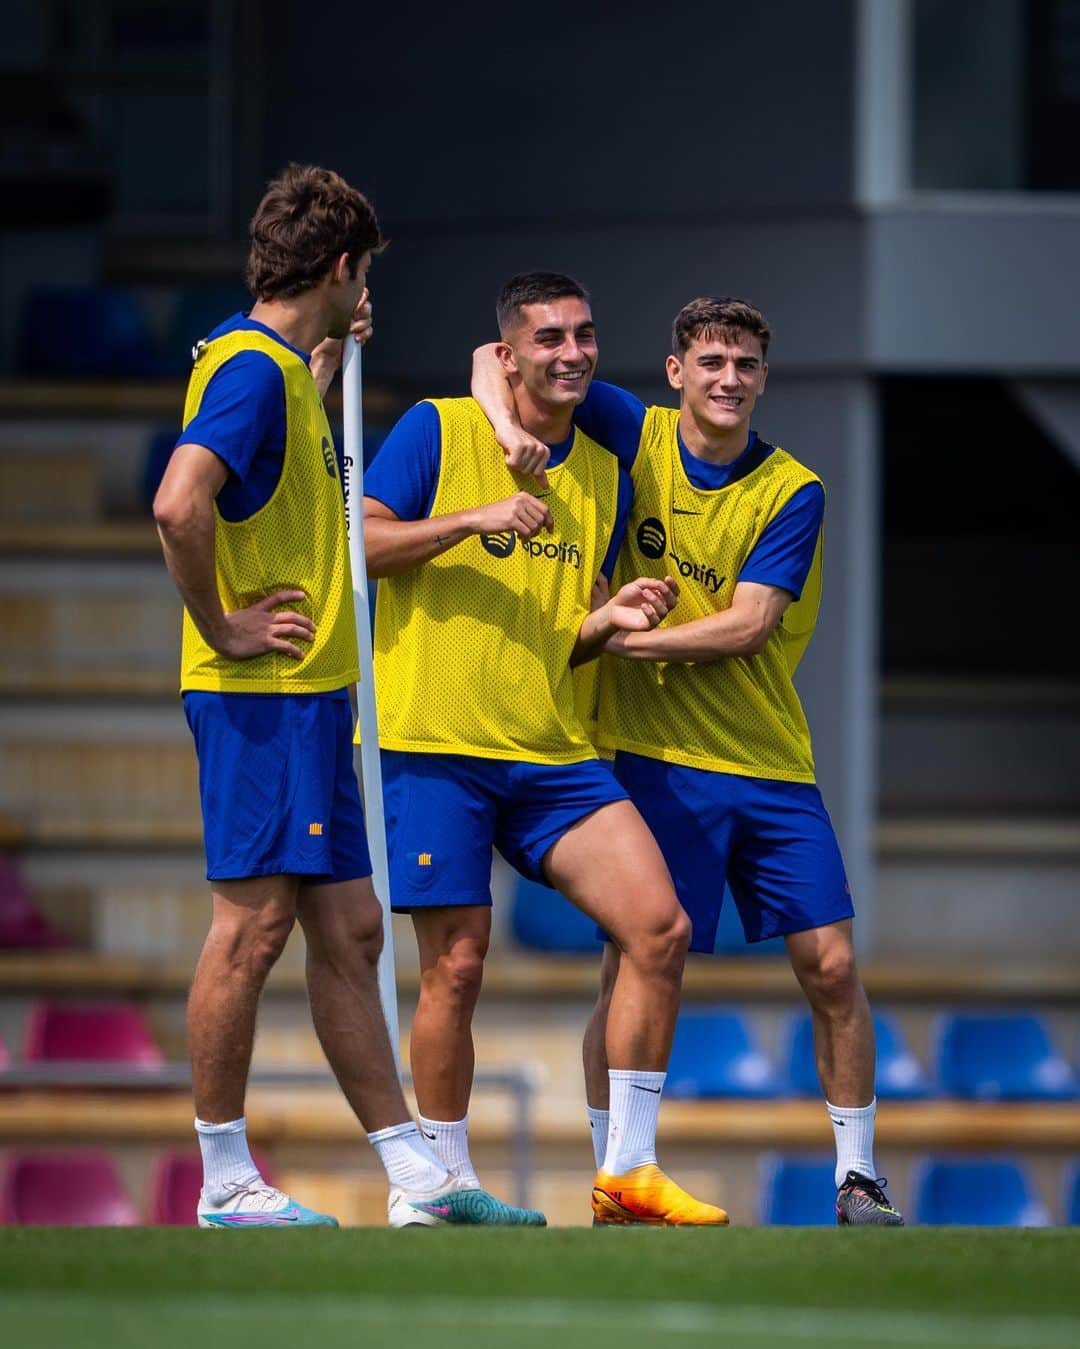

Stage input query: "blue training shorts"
[
  {"left": 612, "top": 750, "right": 853, "bottom": 952},
  {"left": 380, "top": 749, "right": 628, "bottom": 910},
  {"left": 183, "top": 689, "right": 372, "bottom": 884}
]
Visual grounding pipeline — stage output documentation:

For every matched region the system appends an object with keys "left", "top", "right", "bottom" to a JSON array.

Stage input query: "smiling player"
[
  {"left": 363, "top": 272, "right": 728, "bottom": 1227},
  {"left": 473, "top": 296, "right": 905, "bottom": 1226}
]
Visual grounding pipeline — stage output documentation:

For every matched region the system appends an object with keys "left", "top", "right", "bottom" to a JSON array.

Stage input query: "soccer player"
[
  {"left": 363, "top": 271, "right": 728, "bottom": 1226},
  {"left": 472, "top": 296, "right": 905, "bottom": 1225},
  {"left": 154, "top": 164, "right": 528, "bottom": 1229}
]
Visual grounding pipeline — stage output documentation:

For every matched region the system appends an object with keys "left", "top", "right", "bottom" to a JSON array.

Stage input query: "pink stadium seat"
[
  {"left": 0, "top": 1034, "right": 8, "bottom": 1071},
  {"left": 0, "top": 1151, "right": 138, "bottom": 1226},
  {"left": 149, "top": 1148, "right": 276, "bottom": 1225},
  {"left": 0, "top": 856, "right": 68, "bottom": 948},
  {"left": 23, "top": 1000, "right": 164, "bottom": 1067}
]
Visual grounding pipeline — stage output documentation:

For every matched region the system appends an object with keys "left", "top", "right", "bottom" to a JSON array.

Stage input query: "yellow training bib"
[
  {"left": 597, "top": 407, "right": 822, "bottom": 782},
  {"left": 179, "top": 329, "right": 358, "bottom": 694},
  {"left": 374, "top": 398, "right": 620, "bottom": 763}
]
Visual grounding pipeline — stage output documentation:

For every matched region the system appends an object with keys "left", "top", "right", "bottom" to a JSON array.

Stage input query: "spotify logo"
[
  {"left": 636, "top": 517, "right": 667, "bottom": 560},
  {"left": 480, "top": 531, "right": 517, "bottom": 558}
]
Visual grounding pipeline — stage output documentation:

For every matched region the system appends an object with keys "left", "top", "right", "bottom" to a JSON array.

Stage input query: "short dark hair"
[
  {"left": 671, "top": 297, "right": 771, "bottom": 359},
  {"left": 495, "top": 271, "right": 590, "bottom": 335},
  {"left": 245, "top": 163, "right": 385, "bottom": 301}
]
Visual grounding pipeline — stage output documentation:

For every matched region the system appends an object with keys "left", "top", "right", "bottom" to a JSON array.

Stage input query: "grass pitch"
[{"left": 1, "top": 1228, "right": 1078, "bottom": 1349}]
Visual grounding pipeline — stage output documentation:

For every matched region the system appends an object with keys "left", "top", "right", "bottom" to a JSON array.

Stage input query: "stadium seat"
[
  {"left": 18, "top": 286, "right": 159, "bottom": 377},
  {"left": 0, "top": 1033, "right": 8, "bottom": 1071},
  {"left": 1066, "top": 1164, "right": 1080, "bottom": 1226},
  {"left": 936, "top": 1013, "right": 1077, "bottom": 1101},
  {"left": 759, "top": 1155, "right": 836, "bottom": 1225},
  {"left": 161, "top": 286, "right": 251, "bottom": 375},
  {"left": 912, "top": 1158, "right": 1051, "bottom": 1227},
  {"left": 509, "top": 876, "right": 601, "bottom": 954},
  {"left": 784, "top": 1009, "right": 932, "bottom": 1099},
  {"left": 711, "top": 887, "right": 784, "bottom": 955},
  {"left": 0, "top": 1151, "right": 138, "bottom": 1225},
  {"left": 148, "top": 1148, "right": 276, "bottom": 1225},
  {"left": 666, "top": 1007, "right": 781, "bottom": 1098},
  {"left": 0, "top": 856, "right": 68, "bottom": 949},
  {"left": 23, "top": 1000, "right": 164, "bottom": 1068}
]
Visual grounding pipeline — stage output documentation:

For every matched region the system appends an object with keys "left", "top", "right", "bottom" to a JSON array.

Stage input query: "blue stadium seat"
[
  {"left": 913, "top": 1158, "right": 1051, "bottom": 1227},
  {"left": 509, "top": 876, "right": 601, "bottom": 954},
  {"left": 759, "top": 1155, "right": 836, "bottom": 1225},
  {"left": 161, "top": 286, "right": 251, "bottom": 375},
  {"left": 936, "top": 1013, "right": 1077, "bottom": 1101},
  {"left": 142, "top": 428, "right": 179, "bottom": 508},
  {"left": 19, "top": 286, "right": 159, "bottom": 377},
  {"left": 711, "top": 887, "right": 784, "bottom": 956},
  {"left": 666, "top": 1007, "right": 780, "bottom": 1099},
  {"left": 1066, "top": 1164, "right": 1080, "bottom": 1226},
  {"left": 784, "top": 1009, "right": 932, "bottom": 1099}
]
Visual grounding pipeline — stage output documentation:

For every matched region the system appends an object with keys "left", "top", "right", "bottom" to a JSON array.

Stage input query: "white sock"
[
  {"left": 417, "top": 1114, "right": 480, "bottom": 1188},
  {"left": 603, "top": 1069, "right": 665, "bottom": 1174},
  {"left": 195, "top": 1116, "right": 262, "bottom": 1204},
  {"left": 827, "top": 1098, "right": 877, "bottom": 1188},
  {"left": 586, "top": 1106, "right": 609, "bottom": 1171},
  {"left": 368, "top": 1121, "right": 451, "bottom": 1193}
]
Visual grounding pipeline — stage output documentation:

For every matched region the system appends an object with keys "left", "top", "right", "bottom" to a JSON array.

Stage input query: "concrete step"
[
  {"left": 880, "top": 677, "right": 1080, "bottom": 813},
  {"left": 0, "top": 451, "right": 103, "bottom": 525},
  {"left": 0, "top": 559, "right": 179, "bottom": 690}
]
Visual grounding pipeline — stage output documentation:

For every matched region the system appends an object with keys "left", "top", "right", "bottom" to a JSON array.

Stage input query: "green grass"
[{"left": 1, "top": 1229, "right": 1078, "bottom": 1349}]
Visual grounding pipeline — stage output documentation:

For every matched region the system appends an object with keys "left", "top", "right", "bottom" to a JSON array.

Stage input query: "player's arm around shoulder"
[
  {"left": 153, "top": 444, "right": 314, "bottom": 661},
  {"left": 605, "top": 579, "right": 791, "bottom": 663}
]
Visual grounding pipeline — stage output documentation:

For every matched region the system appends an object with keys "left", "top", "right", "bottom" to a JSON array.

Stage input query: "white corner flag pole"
[{"left": 342, "top": 340, "right": 402, "bottom": 1076}]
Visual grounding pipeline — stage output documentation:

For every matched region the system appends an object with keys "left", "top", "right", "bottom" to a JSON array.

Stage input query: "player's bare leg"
[
  {"left": 298, "top": 876, "right": 416, "bottom": 1132},
  {"left": 188, "top": 875, "right": 336, "bottom": 1226},
  {"left": 786, "top": 919, "right": 874, "bottom": 1106},
  {"left": 189, "top": 875, "right": 299, "bottom": 1124},
  {"left": 545, "top": 800, "right": 727, "bottom": 1226},
  {"left": 410, "top": 905, "right": 491, "bottom": 1123},
  {"left": 404, "top": 903, "right": 544, "bottom": 1224},
  {"left": 787, "top": 919, "right": 903, "bottom": 1225}
]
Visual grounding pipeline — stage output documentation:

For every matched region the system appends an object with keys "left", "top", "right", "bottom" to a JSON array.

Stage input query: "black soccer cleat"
[{"left": 836, "top": 1171, "right": 905, "bottom": 1226}]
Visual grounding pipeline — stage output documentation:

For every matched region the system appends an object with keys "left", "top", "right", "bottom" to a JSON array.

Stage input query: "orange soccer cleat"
[{"left": 591, "top": 1163, "right": 729, "bottom": 1226}]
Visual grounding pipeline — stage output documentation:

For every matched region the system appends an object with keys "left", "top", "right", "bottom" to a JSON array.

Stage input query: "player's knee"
[
  {"left": 431, "top": 937, "right": 488, "bottom": 1008},
  {"left": 809, "top": 941, "right": 859, "bottom": 1008},
  {"left": 629, "top": 905, "right": 690, "bottom": 979},
  {"left": 219, "top": 904, "right": 295, "bottom": 980}
]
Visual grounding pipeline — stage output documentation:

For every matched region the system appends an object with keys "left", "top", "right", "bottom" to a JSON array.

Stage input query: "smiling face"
[
  {"left": 667, "top": 329, "right": 768, "bottom": 443},
  {"left": 498, "top": 296, "right": 598, "bottom": 415}
]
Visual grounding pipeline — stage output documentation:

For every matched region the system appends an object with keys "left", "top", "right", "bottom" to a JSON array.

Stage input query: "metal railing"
[{"left": 0, "top": 1062, "right": 540, "bottom": 1209}]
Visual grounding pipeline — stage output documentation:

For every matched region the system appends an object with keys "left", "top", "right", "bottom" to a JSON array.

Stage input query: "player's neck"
[
  {"left": 512, "top": 386, "right": 574, "bottom": 447},
  {"left": 678, "top": 409, "right": 751, "bottom": 465},
  {"left": 249, "top": 297, "right": 328, "bottom": 359}
]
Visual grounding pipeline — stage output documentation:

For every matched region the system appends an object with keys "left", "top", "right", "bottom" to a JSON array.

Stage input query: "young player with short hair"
[
  {"left": 155, "top": 164, "right": 525, "bottom": 1228},
  {"left": 473, "top": 296, "right": 905, "bottom": 1225},
  {"left": 363, "top": 272, "right": 729, "bottom": 1226}
]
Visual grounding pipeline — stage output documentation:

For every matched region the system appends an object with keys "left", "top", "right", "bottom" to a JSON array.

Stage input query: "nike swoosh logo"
[
  {"left": 672, "top": 508, "right": 702, "bottom": 515},
  {"left": 631, "top": 1084, "right": 662, "bottom": 1094},
  {"left": 422, "top": 1130, "right": 437, "bottom": 1140},
  {"left": 830, "top": 1118, "right": 846, "bottom": 1126},
  {"left": 415, "top": 1202, "right": 452, "bottom": 1218}
]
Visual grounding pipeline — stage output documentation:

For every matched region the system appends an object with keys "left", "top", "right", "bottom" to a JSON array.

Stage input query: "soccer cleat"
[
  {"left": 836, "top": 1171, "right": 905, "bottom": 1226},
  {"left": 591, "top": 1163, "right": 729, "bottom": 1226},
  {"left": 197, "top": 1180, "right": 338, "bottom": 1228},
  {"left": 388, "top": 1174, "right": 546, "bottom": 1228}
]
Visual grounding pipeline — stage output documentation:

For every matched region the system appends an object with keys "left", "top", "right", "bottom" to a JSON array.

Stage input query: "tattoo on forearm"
[{"left": 435, "top": 534, "right": 450, "bottom": 548}]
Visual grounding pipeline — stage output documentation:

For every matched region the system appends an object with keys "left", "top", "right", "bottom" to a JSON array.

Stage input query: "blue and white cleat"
[
  {"left": 388, "top": 1175, "right": 546, "bottom": 1228},
  {"left": 198, "top": 1180, "right": 339, "bottom": 1228}
]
